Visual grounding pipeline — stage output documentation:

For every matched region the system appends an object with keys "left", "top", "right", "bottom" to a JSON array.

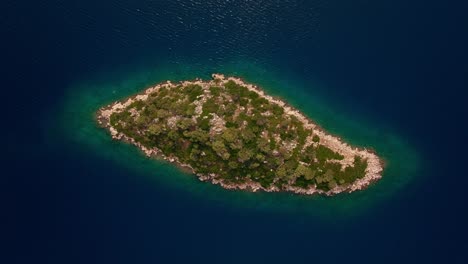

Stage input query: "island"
[{"left": 97, "top": 74, "right": 383, "bottom": 195}]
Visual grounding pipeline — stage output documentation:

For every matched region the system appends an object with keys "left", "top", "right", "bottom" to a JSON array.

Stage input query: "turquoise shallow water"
[{"left": 54, "top": 59, "right": 420, "bottom": 218}]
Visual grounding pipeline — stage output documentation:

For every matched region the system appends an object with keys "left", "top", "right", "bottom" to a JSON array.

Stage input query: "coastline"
[{"left": 96, "top": 73, "right": 384, "bottom": 196}]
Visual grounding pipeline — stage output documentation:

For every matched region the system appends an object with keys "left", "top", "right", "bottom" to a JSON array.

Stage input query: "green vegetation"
[{"left": 107, "top": 80, "right": 368, "bottom": 192}]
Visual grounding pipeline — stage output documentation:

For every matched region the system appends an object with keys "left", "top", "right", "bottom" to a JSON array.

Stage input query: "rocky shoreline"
[{"left": 97, "top": 73, "right": 384, "bottom": 196}]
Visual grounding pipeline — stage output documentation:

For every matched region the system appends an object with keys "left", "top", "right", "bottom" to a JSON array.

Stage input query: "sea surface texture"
[{"left": 3, "top": 0, "right": 468, "bottom": 263}]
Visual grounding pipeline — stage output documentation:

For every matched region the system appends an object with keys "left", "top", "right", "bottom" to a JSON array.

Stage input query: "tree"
[
  {"left": 189, "top": 148, "right": 200, "bottom": 162},
  {"left": 184, "top": 84, "right": 203, "bottom": 101},
  {"left": 228, "top": 161, "right": 238, "bottom": 169},
  {"left": 229, "top": 140, "right": 243, "bottom": 150},
  {"left": 136, "top": 115, "right": 150, "bottom": 126},
  {"left": 209, "top": 86, "right": 222, "bottom": 96},
  {"left": 276, "top": 165, "right": 287, "bottom": 178},
  {"left": 240, "top": 128, "right": 255, "bottom": 142},
  {"left": 185, "top": 104, "right": 196, "bottom": 116},
  {"left": 197, "top": 116, "right": 211, "bottom": 131},
  {"left": 148, "top": 124, "right": 164, "bottom": 136},
  {"left": 249, "top": 163, "right": 260, "bottom": 169},
  {"left": 237, "top": 148, "right": 253, "bottom": 162},
  {"left": 255, "top": 153, "right": 265, "bottom": 162},
  {"left": 212, "top": 140, "right": 230, "bottom": 160},
  {"left": 279, "top": 146, "right": 292, "bottom": 160},
  {"left": 271, "top": 104, "right": 284, "bottom": 115},
  {"left": 156, "top": 109, "right": 170, "bottom": 119},
  {"left": 222, "top": 128, "right": 237, "bottom": 143},
  {"left": 328, "top": 180, "right": 338, "bottom": 189},
  {"left": 304, "top": 168, "right": 315, "bottom": 180},
  {"left": 183, "top": 129, "right": 209, "bottom": 143},
  {"left": 202, "top": 98, "right": 218, "bottom": 115},
  {"left": 168, "top": 130, "right": 179, "bottom": 141},
  {"left": 257, "top": 137, "right": 271, "bottom": 153},
  {"left": 177, "top": 118, "right": 194, "bottom": 130},
  {"left": 293, "top": 164, "right": 309, "bottom": 177},
  {"left": 246, "top": 90, "right": 258, "bottom": 99}
]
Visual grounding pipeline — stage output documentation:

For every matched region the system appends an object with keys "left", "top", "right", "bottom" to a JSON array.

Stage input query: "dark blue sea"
[{"left": 3, "top": 0, "right": 468, "bottom": 263}]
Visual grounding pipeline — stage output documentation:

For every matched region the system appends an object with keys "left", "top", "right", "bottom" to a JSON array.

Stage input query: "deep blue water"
[{"left": 3, "top": 0, "right": 468, "bottom": 263}]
